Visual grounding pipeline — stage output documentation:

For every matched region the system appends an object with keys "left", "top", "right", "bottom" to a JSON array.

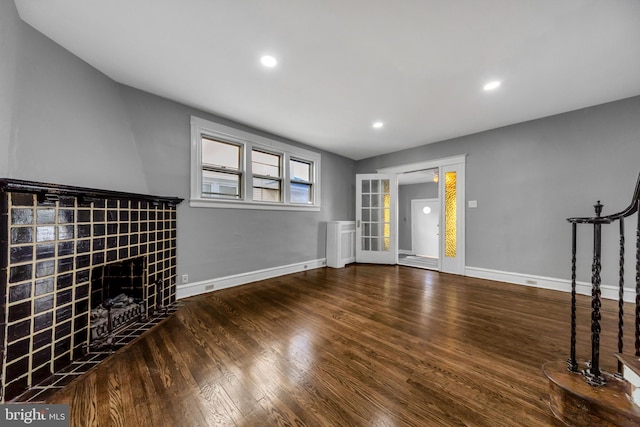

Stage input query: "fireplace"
[{"left": 0, "top": 179, "right": 182, "bottom": 401}]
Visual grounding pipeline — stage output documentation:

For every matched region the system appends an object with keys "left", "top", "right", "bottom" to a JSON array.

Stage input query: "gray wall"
[
  {"left": 398, "top": 183, "right": 438, "bottom": 251},
  {"left": 358, "top": 96, "right": 640, "bottom": 287},
  {"left": 5, "top": 4, "right": 148, "bottom": 193},
  {"left": 2, "top": 4, "right": 356, "bottom": 284},
  {"left": 5, "top": 0, "right": 640, "bottom": 289},
  {"left": 121, "top": 87, "right": 356, "bottom": 280},
  {"left": 0, "top": 0, "right": 20, "bottom": 177}
]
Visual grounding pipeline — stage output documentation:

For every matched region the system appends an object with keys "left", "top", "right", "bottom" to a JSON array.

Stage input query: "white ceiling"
[{"left": 15, "top": 0, "right": 640, "bottom": 160}]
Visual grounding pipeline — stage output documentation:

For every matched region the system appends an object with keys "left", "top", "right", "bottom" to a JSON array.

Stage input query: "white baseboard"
[
  {"left": 465, "top": 266, "right": 635, "bottom": 303},
  {"left": 176, "top": 258, "right": 327, "bottom": 299}
]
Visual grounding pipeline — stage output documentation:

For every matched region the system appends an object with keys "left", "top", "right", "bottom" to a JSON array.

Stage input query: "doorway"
[
  {"left": 377, "top": 154, "right": 466, "bottom": 275},
  {"left": 397, "top": 169, "right": 439, "bottom": 270},
  {"left": 412, "top": 199, "right": 439, "bottom": 257}
]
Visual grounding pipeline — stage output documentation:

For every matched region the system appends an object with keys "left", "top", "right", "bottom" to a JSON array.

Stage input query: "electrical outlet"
[{"left": 181, "top": 274, "right": 189, "bottom": 284}]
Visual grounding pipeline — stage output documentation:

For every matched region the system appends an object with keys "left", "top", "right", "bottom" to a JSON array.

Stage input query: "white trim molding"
[
  {"left": 465, "top": 266, "right": 636, "bottom": 303},
  {"left": 376, "top": 154, "right": 467, "bottom": 175},
  {"left": 176, "top": 259, "right": 327, "bottom": 299}
]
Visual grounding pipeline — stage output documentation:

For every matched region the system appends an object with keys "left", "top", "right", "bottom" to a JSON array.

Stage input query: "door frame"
[{"left": 377, "top": 154, "right": 466, "bottom": 275}]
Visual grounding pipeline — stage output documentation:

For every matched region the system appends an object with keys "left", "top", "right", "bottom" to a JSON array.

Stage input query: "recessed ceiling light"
[
  {"left": 483, "top": 80, "right": 501, "bottom": 91},
  {"left": 260, "top": 55, "right": 277, "bottom": 68},
  {"left": 373, "top": 122, "right": 384, "bottom": 129}
]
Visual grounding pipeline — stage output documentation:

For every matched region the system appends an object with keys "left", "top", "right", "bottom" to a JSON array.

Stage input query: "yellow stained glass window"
[
  {"left": 382, "top": 179, "right": 390, "bottom": 194},
  {"left": 445, "top": 172, "right": 457, "bottom": 257}
]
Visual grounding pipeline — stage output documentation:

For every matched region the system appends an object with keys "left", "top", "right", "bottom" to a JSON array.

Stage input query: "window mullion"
[
  {"left": 243, "top": 143, "right": 252, "bottom": 202},
  {"left": 283, "top": 153, "right": 291, "bottom": 205}
]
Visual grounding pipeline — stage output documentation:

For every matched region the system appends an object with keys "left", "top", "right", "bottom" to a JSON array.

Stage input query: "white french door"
[{"left": 355, "top": 174, "right": 398, "bottom": 264}]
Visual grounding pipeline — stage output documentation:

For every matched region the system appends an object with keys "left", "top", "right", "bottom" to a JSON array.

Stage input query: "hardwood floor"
[{"left": 47, "top": 265, "right": 633, "bottom": 426}]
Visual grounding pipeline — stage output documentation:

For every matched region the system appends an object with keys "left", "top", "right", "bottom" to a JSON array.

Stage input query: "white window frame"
[{"left": 190, "top": 116, "right": 321, "bottom": 210}]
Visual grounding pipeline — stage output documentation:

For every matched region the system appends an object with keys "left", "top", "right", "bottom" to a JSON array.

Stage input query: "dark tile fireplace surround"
[{"left": 0, "top": 179, "right": 183, "bottom": 401}]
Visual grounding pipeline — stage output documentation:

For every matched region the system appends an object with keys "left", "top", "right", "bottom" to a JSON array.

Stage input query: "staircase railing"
[{"left": 567, "top": 172, "right": 640, "bottom": 386}]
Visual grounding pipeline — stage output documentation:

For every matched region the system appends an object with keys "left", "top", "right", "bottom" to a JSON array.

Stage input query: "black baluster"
[
  {"left": 617, "top": 218, "right": 625, "bottom": 376},
  {"left": 586, "top": 201, "right": 606, "bottom": 385},
  {"left": 568, "top": 222, "right": 579, "bottom": 372}
]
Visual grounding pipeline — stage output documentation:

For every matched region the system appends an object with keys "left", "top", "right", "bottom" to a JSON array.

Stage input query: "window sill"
[{"left": 189, "top": 198, "right": 320, "bottom": 211}]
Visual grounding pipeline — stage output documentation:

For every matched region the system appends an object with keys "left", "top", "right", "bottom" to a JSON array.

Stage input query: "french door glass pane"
[
  {"left": 362, "top": 238, "right": 370, "bottom": 250},
  {"left": 360, "top": 178, "right": 391, "bottom": 253},
  {"left": 383, "top": 237, "right": 390, "bottom": 251}
]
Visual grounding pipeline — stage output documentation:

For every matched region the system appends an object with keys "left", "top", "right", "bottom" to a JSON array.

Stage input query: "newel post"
[{"left": 585, "top": 201, "right": 606, "bottom": 386}]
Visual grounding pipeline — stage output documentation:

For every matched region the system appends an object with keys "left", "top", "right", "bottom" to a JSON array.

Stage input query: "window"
[
  {"left": 201, "top": 138, "right": 242, "bottom": 199},
  {"left": 190, "top": 116, "right": 321, "bottom": 210},
  {"left": 290, "top": 159, "right": 313, "bottom": 204},
  {"left": 252, "top": 150, "right": 281, "bottom": 202}
]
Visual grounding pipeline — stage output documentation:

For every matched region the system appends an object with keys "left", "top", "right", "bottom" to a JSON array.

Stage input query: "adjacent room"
[{"left": 2, "top": 1, "right": 640, "bottom": 425}]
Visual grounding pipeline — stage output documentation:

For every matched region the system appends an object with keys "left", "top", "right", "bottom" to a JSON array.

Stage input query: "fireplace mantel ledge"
[{"left": 0, "top": 178, "right": 183, "bottom": 206}]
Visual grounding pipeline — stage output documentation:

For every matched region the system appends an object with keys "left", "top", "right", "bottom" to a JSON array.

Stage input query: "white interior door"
[
  {"left": 356, "top": 174, "right": 398, "bottom": 264},
  {"left": 412, "top": 199, "right": 439, "bottom": 258},
  {"left": 439, "top": 163, "right": 465, "bottom": 274}
]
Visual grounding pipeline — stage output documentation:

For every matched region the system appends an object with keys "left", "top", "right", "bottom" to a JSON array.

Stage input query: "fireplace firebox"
[{"left": 89, "top": 257, "right": 146, "bottom": 347}]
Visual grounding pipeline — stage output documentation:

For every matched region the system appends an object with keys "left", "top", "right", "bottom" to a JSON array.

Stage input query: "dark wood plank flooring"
[{"left": 47, "top": 265, "right": 632, "bottom": 426}]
